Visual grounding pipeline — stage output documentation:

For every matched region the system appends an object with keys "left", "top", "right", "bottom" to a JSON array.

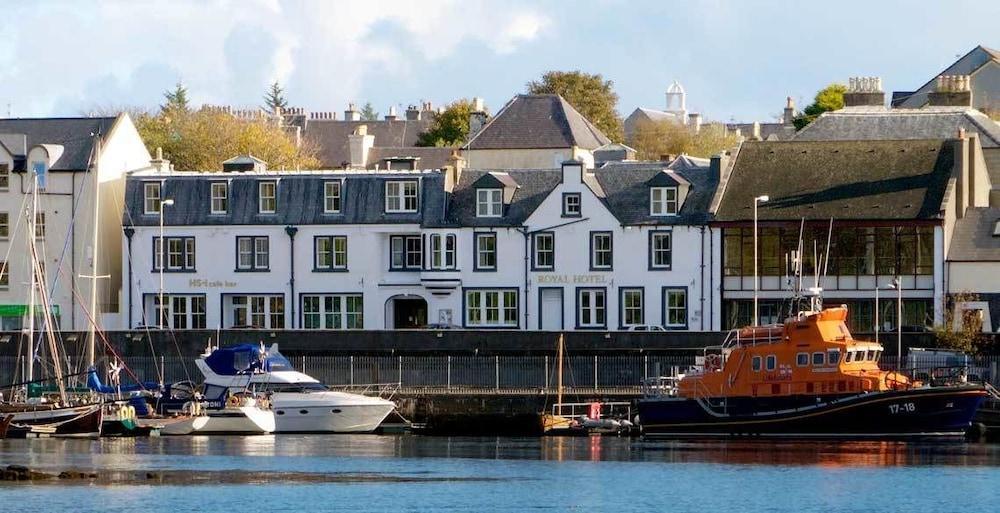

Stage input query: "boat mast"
[
  {"left": 556, "top": 333, "right": 564, "bottom": 408},
  {"left": 25, "top": 175, "right": 38, "bottom": 383},
  {"left": 86, "top": 135, "right": 102, "bottom": 368}
]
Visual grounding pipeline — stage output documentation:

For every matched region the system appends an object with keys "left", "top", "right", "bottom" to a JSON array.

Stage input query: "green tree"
[
  {"left": 933, "top": 292, "right": 994, "bottom": 355},
  {"left": 161, "top": 82, "right": 191, "bottom": 116},
  {"left": 793, "top": 83, "right": 846, "bottom": 130},
  {"left": 263, "top": 80, "right": 289, "bottom": 112},
  {"left": 628, "top": 119, "right": 739, "bottom": 160},
  {"left": 360, "top": 102, "right": 380, "bottom": 121},
  {"left": 416, "top": 98, "right": 474, "bottom": 147},
  {"left": 526, "top": 70, "right": 624, "bottom": 142}
]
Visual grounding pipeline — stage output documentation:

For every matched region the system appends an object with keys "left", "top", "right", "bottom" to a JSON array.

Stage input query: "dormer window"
[
  {"left": 258, "top": 181, "right": 276, "bottom": 214},
  {"left": 144, "top": 182, "right": 162, "bottom": 214},
  {"left": 210, "top": 182, "right": 228, "bottom": 214},
  {"left": 324, "top": 181, "right": 342, "bottom": 213},
  {"left": 650, "top": 187, "right": 678, "bottom": 216},
  {"left": 386, "top": 180, "right": 418, "bottom": 213},
  {"left": 477, "top": 188, "right": 502, "bottom": 217},
  {"left": 562, "top": 193, "right": 581, "bottom": 217}
]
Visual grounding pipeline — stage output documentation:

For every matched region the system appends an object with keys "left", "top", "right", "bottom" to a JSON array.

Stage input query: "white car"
[{"left": 626, "top": 325, "right": 666, "bottom": 332}]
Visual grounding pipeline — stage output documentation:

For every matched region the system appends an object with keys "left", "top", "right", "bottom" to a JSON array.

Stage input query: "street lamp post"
[
  {"left": 753, "top": 195, "right": 770, "bottom": 326},
  {"left": 158, "top": 198, "right": 174, "bottom": 328},
  {"left": 874, "top": 285, "right": 879, "bottom": 344},
  {"left": 888, "top": 277, "right": 902, "bottom": 369}
]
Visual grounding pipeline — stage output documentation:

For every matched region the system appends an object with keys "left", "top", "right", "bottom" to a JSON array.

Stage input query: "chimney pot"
[{"left": 844, "top": 76, "right": 885, "bottom": 107}]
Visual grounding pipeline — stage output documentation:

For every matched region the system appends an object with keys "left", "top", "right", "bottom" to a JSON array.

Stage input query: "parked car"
[
  {"left": 626, "top": 325, "right": 666, "bottom": 332},
  {"left": 423, "top": 323, "right": 462, "bottom": 330}
]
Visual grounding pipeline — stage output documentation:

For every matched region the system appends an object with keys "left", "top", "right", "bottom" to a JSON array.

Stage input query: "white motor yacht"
[{"left": 195, "top": 344, "right": 397, "bottom": 433}]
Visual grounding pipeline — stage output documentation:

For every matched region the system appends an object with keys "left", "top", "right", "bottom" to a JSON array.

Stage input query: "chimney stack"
[
  {"left": 420, "top": 101, "right": 436, "bottom": 121},
  {"left": 444, "top": 149, "right": 465, "bottom": 193},
  {"left": 405, "top": 104, "right": 421, "bottom": 120},
  {"left": 928, "top": 75, "right": 972, "bottom": 107},
  {"left": 384, "top": 105, "right": 398, "bottom": 121},
  {"left": 468, "top": 97, "right": 489, "bottom": 137},
  {"left": 783, "top": 96, "right": 795, "bottom": 126},
  {"left": 347, "top": 125, "right": 374, "bottom": 168},
  {"left": 688, "top": 113, "right": 702, "bottom": 133},
  {"left": 150, "top": 147, "right": 170, "bottom": 173},
  {"left": 344, "top": 103, "right": 361, "bottom": 121},
  {"left": 843, "top": 76, "right": 885, "bottom": 107}
]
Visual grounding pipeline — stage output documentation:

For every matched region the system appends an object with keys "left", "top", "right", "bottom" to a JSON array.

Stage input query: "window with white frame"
[
  {"left": 476, "top": 188, "right": 502, "bottom": 217},
  {"left": 258, "top": 181, "right": 277, "bottom": 213},
  {"left": 0, "top": 212, "right": 8, "bottom": 239},
  {"left": 664, "top": 288, "right": 687, "bottom": 328},
  {"left": 532, "top": 232, "right": 554, "bottom": 270},
  {"left": 650, "top": 231, "right": 672, "bottom": 269},
  {"left": 621, "top": 288, "right": 644, "bottom": 327},
  {"left": 0, "top": 164, "right": 9, "bottom": 191},
  {"left": 385, "top": 181, "right": 418, "bottom": 213},
  {"left": 151, "top": 295, "right": 206, "bottom": 329},
  {"left": 578, "top": 289, "right": 606, "bottom": 328},
  {"left": 144, "top": 182, "right": 162, "bottom": 214},
  {"left": 210, "top": 182, "right": 228, "bottom": 214},
  {"left": 590, "top": 232, "right": 612, "bottom": 270},
  {"left": 154, "top": 236, "right": 196, "bottom": 271},
  {"left": 229, "top": 295, "right": 284, "bottom": 329},
  {"left": 562, "top": 193, "right": 581, "bottom": 217},
  {"left": 236, "top": 236, "right": 269, "bottom": 271},
  {"left": 315, "top": 236, "right": 348, "bottom": 270},
  {"left": 389, "top": 235, "right": 422, "bottom": 270},
  {"left": 465, "top": 289, "right": 518, "bottom": 327},
  {"left": 650, "top": 187, "right": 678, "bottom": 216},
  {"left": 302, "top": 294, "right": 363, "bottom": 329},
  {"left": 324, "top": 181, "right": 342, "bottom": 213},
  {"left": 429, "top": 234, "right": 456, "bottom": 270},
  {"left": 475, "top": 233, "right": 496, "bottom": 271},
  {"left": 34, "top": 212, "right": 45, "bottom": 239}
]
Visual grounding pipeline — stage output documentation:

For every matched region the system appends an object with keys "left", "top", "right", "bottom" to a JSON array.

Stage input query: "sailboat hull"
[{"left": 4, "top": 404, "right": 103, "bottom": 438}]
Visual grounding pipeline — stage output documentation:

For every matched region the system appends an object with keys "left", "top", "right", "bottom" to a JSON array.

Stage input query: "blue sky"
[{"left": 2, "top": 0, "right": 997, "bottom": 124}]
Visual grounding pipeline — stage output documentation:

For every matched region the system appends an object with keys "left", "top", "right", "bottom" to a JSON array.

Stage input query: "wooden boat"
[
  {"left": 637, "top": 305, "right": 988, "bottom": 438},
  {"left": 3, "top": 403, "right": 103, "bottom": 438}
]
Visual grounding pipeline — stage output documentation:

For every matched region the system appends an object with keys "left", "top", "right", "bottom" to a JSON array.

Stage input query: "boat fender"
[
  {"left": 182, "top": 401, "right": 197, "bottom": 416},
  {"left": 227, "top": 395, "right": 242, "bottom": 408}
]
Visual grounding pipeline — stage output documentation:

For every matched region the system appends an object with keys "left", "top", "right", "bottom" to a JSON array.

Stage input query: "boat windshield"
[
  {"left": 263, "top": 349, "right": 295, "bottom": 372},
  {"left": 262, "top": 382, "right": 329, "bottom": 393}
]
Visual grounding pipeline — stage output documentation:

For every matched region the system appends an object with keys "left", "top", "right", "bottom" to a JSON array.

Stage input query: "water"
[{"left": 2, "top": 436, "right": 1000, "bottom": 512}]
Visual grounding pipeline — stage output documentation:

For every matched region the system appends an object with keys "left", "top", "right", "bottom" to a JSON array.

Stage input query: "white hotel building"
[{"left": 122, "top": 155, "right": 723, "bottom": 332}]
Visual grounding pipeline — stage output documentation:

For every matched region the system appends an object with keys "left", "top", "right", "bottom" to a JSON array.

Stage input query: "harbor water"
[{"left": 2, "top": 436, "right": 1000, "bottom": 512}]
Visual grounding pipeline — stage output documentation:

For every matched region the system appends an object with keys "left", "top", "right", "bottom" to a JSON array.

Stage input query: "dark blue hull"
[{"left": 637, "top": 385, "right": 987, "bottom": 438}]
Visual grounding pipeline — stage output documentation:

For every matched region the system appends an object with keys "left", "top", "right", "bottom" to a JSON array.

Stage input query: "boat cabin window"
[
  {"left": 796, "top": 352, "right": 809, "bottom": 367},
  {"left": 845, "top": 351, "right": 854, "bottom": 363},
  {"left": 765, "top": 355, "right": 777, "bottom": 371},
  {"left": 827, "top": 350, "right": 841, "bottom": 365},
  {"left": 812, "top": 352, "right": 825, "bottom": 366},
  {"left": 873, "top": 350, "right": 881, "bottom": 362},
  {"left": 866, "top": 350, "right": 876, "bottom": 361},
  {"left": 751, "top": 356, "right": 761, "bottom": 372}
]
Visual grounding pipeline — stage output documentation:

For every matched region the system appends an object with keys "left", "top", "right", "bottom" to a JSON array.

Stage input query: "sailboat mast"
[
  {"left": 26, "top": 175, "right": 38, "bottom": 383},
  {"left": 556, "top": 333, "right": 564, "bottom": 407},
  {"left": 86, "top": 135, "right": 102, "bottom": 368}
]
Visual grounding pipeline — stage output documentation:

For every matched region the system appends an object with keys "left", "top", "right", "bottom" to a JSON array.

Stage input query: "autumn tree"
[
  {"left": 628, "top": 119, "right": 739, "bottom": 160},
  {"left": 793, "top": 83, "right": 847, "bottom": 130},
  {"left": 527, "top": 70, "right": 624, "bottom": 142},
  {"left": 360, "top": 102, "right": 380, "bottom": 121},
  {"left": 416, "top": 98, "right": 474, "bottom": 147},
  {"left": 263, "top": 81, "right": 289, "bottom": 112},
  {"left": 933, "top": 292, "right": 994, "bottom": 355}
]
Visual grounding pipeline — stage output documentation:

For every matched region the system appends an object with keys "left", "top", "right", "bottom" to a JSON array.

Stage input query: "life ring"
[
  {"left": 705, "top": 354, "right": 722, "bottom": 371},
  {"left": 256, "top": 397, "right": 271, "bottom": 410},
  {"left": 227, "top": 395, "right": 242, "bottom": 408}
]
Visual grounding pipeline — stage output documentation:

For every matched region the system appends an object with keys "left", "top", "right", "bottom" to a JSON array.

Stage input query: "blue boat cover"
[
  {"left": 203, "top": 344, "right": 295, "bottom": 376},
  {"left": 87, "top": 367, "right": 160, "bottom": 393}
]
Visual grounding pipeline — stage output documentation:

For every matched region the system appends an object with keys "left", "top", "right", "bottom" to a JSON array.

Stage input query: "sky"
[{"left": 2, "top": 0, "right": 998, "bottom": 124}]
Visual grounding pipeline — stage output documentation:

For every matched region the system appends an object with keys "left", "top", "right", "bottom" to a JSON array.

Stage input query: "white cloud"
[{"left": 0, "top": 0, "right": 551, "bottom": 116}]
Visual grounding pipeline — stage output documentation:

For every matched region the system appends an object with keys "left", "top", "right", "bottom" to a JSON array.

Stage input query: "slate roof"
[
  {"left": 367, "top": 146, "right": 453, "bottom": 170},
  {"left": 595, "top": 159, "right": 716, "bottom": 225},
  {"left": 0, "top": 117, "right": 117, "bottom": 170},
  {"left": 892, "top": 45, "right": 1000, "bottom": 108},
  {"left": 302, "top": 119, "right": 433, "bottom": 168},
  {"left": 714, "top": 140, "right": 957, "bottom": 222},
  {"left": 447, "top": 169, "right": 563, "bottom": 227},
  {"left": 792, "top": 106, "right": 1000, "bottom": 148},
  {"left": 948, "top": 207, "right": 1000, "bottom": 261},
  {"left": 726, "top": 122, "right": 796, "bottom": 141},
  {"left": 464, "top": 94, "right": 611, "bottom": 150},
  {"left": 124, "top": 170, "right": 446, "bottom": 227}
]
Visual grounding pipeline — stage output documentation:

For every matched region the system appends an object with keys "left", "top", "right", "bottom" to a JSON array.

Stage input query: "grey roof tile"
[
  {"left": 448, "top": 169, "right": 563, "bottom": 227},
  {"left": 464, "top": 94, "right": 611, "bottom": 150},
  {"left": 303, "top": 119, "right": 433, "bottom": 168},
  {"left": 793, "top": 107, "right": 1000, "bottom": 148},
  {"left": 0, "top": 117, "right": 117, "bottom": 170},
  {"left": 594, "top": 160, "right": 716, "bottom": 225},
  {"left": 948, "top": 207, "right": 1000, "bottom": 261}
]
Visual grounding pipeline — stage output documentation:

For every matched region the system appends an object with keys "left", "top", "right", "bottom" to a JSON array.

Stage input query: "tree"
[
  {"left": 527, "top": 70, "right": 624, "bottom": 142},
  {"left": 932, "top": 292, "right": 994, "bottom": 355},
  {"left": 415, "top": 98, "right": 474, "bottom": 147},
  {"left": 628, "top": 119, "right": 739, "bottom": 160},
  {"left": 793, "top": 83, "right": 846, "bottom": 130},
  {"left": 161, "top": 82, "right": 191, "bottom": 116},
  {"left": 360, "top": 102, "right": 380, "bottom": 121},
  {"left": 263, "top": 81, "right": 289, "bottom": 113}
]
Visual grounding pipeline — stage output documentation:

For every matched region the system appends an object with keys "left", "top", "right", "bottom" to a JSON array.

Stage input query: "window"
[
  {"left": 143, "top": 182, "right": 162, "bottom": 214},
  {"left": 532, "top": 232, "right": 554, "bottom": 270},
  {"left": 796, "top": 352, "right": 809, "bottom": 367},
  {"left": 150, "top": 295, "right": 206, "bottom": 329},
  {"left": 476, "top": 188, "right": 502, "bottom": 217},
  {"left": 650, "top": 187, "right": 678, "bottom": 216},
  {"left": 389, "top": 235, "right": 422, "bottom": 270},
  {"left": 664, "top": 288, "right": 687, "bottom": 328},
  {"left": 751, "top": 355, "right": 761, "bottom": 372},
  {"left": 429, "top": 234, "right": 457, "bottom": 270},
  {"left": 258, "top": 181, "right": 277, "bottom": 213},
  {"left": 590, "top": 232, "right": 612, "bottom": 270},
  {"left": 302, "top": 294, "right": 363, "bottom": 329},
  {"left": 210, "top": 182, "right": 228, "bottom": 214},
  {"left": 236, "top": 236, "right": 269, "bottom": 271},
  {"left": 324, "top": 181, "right": 342, "bottom": 213},
  {"left": 465, "top": 289, "right": 518, "bottom": 327},
  {"left": 845, "top": 351, "right": 854, "bottom": 363},
  {"left": 229, "top": 295, "right": 284, "bottom": 329},
  {"left": 474, "top": 233, "right": 497, "bottom": 271},
  {"left": 765, "top": 355, "right": 776, "bottom": 371},
  {"left": 827, "top": 349, "right": 841, "bottom": 365},
  {"left": 0, "top": 260, "right": 8, "bottom": 289},
  {"left": 385, "top": 181, "right": 418, "bottom": 213},
  {"left": 0, "top": 212, "right": 8, "bottom": 239},
  {"left": 315, "top": 236, "right": 348, "bottom": 271},
  {"left": 34, "top": 212, "right": 45, "bottom": 239},
  {"left": 812, "top": 352, "right": 825, "bottom": 366},
  {"left": 154, "top": 236, "right": 196, "bottom": 271},
  {"left": 649, "top": 231, "right": 672, "bottom": 269},
  {"left": 0, "top": 163, "right": 9, "bottom": 191},
  {"left": 621, "top": 288, "right": 644, "bottom": 327},
  {"left": 577, "top": 288, "right": 606, "bottom": 328},
  {"left": 562, "top": 193, "right": 581, "bottom": 217}
]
